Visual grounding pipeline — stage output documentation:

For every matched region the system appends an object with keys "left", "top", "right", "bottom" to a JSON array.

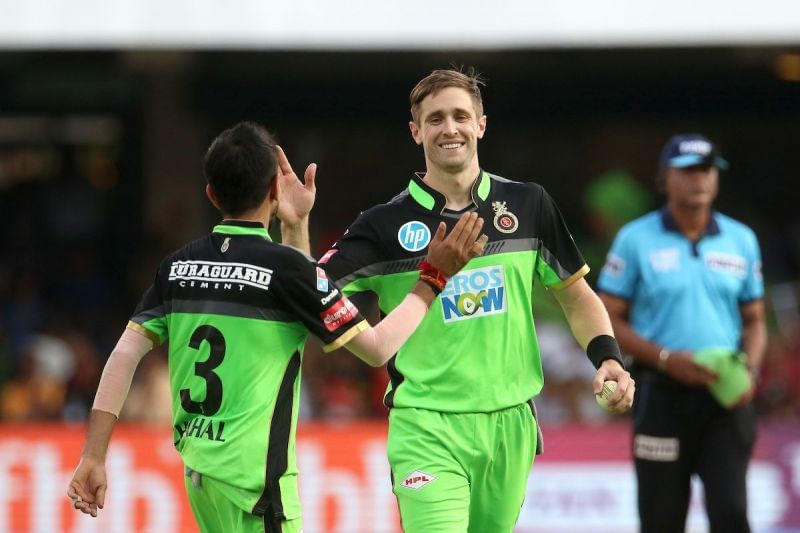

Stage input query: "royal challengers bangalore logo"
[{"left": 492, "top": 201, "right": 518, "bottom": 234}]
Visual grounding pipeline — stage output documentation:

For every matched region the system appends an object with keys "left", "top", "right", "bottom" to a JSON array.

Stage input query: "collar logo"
[
  {"left": 492, "top": 201, "right": 518, "bottom": 234},
  {"left": 398, "top": 221, "right": 431, "bottom": 252},
  {"left": 221, "top": 237, "right": 230, "bottom": 253}
]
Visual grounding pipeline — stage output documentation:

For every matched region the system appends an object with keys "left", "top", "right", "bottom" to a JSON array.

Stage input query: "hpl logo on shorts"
[
  {"left": 397, "top": 221, "right": 431, "bottom": 252},
  {"left": 400, "top": 470, "right": 437, "bottom": 490},
  {"left": 441, "top": 265, "right": 507, "bottom": 323}
]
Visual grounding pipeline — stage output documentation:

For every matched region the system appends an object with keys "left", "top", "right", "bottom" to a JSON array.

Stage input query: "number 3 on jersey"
[{"left": 180, "top": 325, "right": 225, "bottom": 416}]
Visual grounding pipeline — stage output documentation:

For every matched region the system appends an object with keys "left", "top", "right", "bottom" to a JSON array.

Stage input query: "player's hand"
[
  {"left": 426, "top": 212, "right": 488, "bottom": 277},
  {"left": 593, "top": 359, "right": 635, "bottom": 413},
  {"left": 67, "top": 456, "right": 107, "bottom": 518},
  {"left": 275, "top": 145, "right": 317, "bottom": 226},
  {"left": 663, "top": 351, "right": 718, "bottom": 387}
]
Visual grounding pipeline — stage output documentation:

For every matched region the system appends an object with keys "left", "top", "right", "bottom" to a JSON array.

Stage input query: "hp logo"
[{"left": 397, "top": 221, "right": 431, "bottom": 252}]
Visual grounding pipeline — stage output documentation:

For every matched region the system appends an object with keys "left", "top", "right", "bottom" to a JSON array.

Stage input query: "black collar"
[{"left": 659, "top": 206, "right": 720, "bottom": 237}]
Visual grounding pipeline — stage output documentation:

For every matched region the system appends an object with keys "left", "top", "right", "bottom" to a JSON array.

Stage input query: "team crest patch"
[
  {"left": 398, "top": 221, "right": 431, "bottom": 252},
  {"left": 602, "top": 253, "right": 626, "bottom": 278},
  {"left": 315, "top": 267, "right": 329, "bottom": 292},
  {"left": 492, "top": 201, "right": 518, "bottom": 234},
  {"left": 400, "top": 470, "right": 437, "bottom": 490}
]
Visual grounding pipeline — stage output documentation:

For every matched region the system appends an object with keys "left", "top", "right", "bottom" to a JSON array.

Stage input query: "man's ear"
[
  {"left": 206, "top": 184, "right": 221, "bottom": 210},
  {"left": 409, "top": 121, "right": 422, "bottom": 146},
  {"left": 268, "top": 175, "right": 281, "bottom": 202}
]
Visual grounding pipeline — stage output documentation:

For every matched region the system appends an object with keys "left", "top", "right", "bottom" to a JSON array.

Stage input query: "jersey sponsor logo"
[
  {"left": 705, "top": 251, "right": 747, "bottom": 278},
  {"left": 441, "top": 265, "right": 507, "bottom": 323},
  {"left": 397, "top": 221, "right": 431, "bottom": 252},
  {"left": 602, "top": 253, "right": 626, "bottom": 277},
  {"left": 400, "top": 470, "right": 437, "bottom": 490},
  {"left": 168, "top": 260, "right": 273, "bottom": 291},
  {"left": 318, "top": 248, "right": 338, "bottom": 264},
  {"left": 316, "top": 267, "right": 330, "bottom": 292},
  {"left": 492, "top": 201, "right": 518, "bottom": 234},
  {"left": 320, "top": 288, "right": 339, "bottom": 305},
  {"left": 321, "top": 297, "right": 359, "bottom": 332},
  {"left": 633, "top": 434, "right": 679, "bottom": 462},
  {"left": 648, "top": 248, "right": 680, "bottom": 273}
]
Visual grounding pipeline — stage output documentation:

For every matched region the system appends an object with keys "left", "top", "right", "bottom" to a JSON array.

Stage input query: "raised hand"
[
  {"left": 67, "top": 456, "right": 107, "bottom": 518},
  {"left": 275, "top": 145, "right": 317, "bottom": 226},
  {"left": 426, "top": 212, "right": 488, "bottom": 277}
]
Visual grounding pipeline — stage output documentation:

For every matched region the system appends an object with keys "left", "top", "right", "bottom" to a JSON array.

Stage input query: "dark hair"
[
  {"left": 410, "top": 67, "right": 485, "bottom": 124},
  {"left": 203, "top": 121, "right": 278, "bottom": 217}
]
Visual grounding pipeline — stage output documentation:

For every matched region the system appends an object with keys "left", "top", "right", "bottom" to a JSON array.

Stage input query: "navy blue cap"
[{"left": 658, "top": 133, "right": 729, "bottom": 174}]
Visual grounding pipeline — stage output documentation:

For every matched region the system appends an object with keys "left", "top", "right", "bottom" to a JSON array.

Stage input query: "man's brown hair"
[{"left": 409, "top": 67, "right": 485, "bottom": 124}]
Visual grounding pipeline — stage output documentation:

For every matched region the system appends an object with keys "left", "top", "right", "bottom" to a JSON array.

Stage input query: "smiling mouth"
[{"left": 440, "top": 142, "right": 464, "bottom": 150}]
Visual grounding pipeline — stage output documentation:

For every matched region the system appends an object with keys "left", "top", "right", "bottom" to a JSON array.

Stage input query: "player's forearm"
[
  {"left": 81, "top": 409, "right": 118, "bottom": 461},
  {"left": 281, "top": 217, "right": 310, "bottom": 254},
  {"left": 554, "top": 279, "right": 614, "bottom": 349},
  {"left": 740, "top": 303, "right": 767, "bottom": 372},
  {"left": 93, "top": 327, "right": 154, "bottom": 417},
  {"left": 345, "top": 282, "right": 435, "bottom": 366}
]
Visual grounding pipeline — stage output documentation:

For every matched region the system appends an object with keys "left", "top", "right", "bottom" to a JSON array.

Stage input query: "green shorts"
[
  {"left": 184, "top": 467, "right": 303, "bottom": 533},
  {"left": 387, "top": 402, "right": 539, "bottom": 533}
]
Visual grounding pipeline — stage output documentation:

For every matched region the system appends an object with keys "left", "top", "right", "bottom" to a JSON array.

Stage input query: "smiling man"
[
  {"left": 65, "top": 121, "right": 487, "bottom": 533},
  {"left": 319, "top": 68, "right": 635, "bottom": 532}
]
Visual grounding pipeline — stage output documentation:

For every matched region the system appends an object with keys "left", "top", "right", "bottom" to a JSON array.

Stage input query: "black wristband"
[
  {"left": 586, "top": 335, "right": 625, "bottom": 370},
  {"left": 419, "top": 277, "right": 443, "bottom": 296}
]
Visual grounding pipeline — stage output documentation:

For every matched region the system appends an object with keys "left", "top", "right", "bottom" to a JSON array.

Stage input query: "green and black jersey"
[
  {"left": 321, "top": 171, "right": 588, "bottom": 413},
  {"left": 128, "top": 220, "right": 367, "bottom": 517}
]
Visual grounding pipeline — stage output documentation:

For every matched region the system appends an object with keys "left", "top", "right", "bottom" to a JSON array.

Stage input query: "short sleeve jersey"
[
  {"left": 321, "top": 171, "right": 588, "bottom": 413},
  {"left": 597, "top": 208, "right": 763, "bottom": 353},
  {"left": 128, "top": 220, "right": 367, "bottom": 516}
]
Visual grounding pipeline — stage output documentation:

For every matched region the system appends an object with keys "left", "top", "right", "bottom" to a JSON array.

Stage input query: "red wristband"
[{"left": 419, "top": 260, "right": 448, "bottom": 294}]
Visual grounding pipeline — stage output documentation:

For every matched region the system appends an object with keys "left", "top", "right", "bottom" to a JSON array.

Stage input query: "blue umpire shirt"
[{"left": 598, "top": 208, "right": 763, "bottom": 353}]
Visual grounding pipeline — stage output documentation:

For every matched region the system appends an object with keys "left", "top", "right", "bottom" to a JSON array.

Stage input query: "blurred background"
[{"left": 1, "top": 1, "right": 799, "bottom": 531}]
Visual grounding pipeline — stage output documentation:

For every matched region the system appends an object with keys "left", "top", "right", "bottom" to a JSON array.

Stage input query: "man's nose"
[{"left": 443, "top": 117, "right": 458, "bottom": 135}]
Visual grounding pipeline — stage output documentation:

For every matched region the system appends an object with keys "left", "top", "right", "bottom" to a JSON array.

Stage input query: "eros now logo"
[
  {"left": 400, "top": 470, "right": 436, "bottom": 490},
  {"left": 440, "top": 265, "right": 507, "bottom": 323}
]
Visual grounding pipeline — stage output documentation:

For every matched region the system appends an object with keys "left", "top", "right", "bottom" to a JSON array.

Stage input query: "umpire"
[{"left": 598, "top": 133, "right": 767, "bottom": 533}]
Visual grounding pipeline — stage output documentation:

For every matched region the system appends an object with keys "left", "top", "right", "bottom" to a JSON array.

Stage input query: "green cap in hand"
[{"left": 694, "top": 347, "right": 751, "bottom": 408}]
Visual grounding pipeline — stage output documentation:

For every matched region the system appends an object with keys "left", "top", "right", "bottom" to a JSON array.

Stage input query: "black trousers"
[{"left": 632, "top": 376, "right": 756, "bottom": 533}]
